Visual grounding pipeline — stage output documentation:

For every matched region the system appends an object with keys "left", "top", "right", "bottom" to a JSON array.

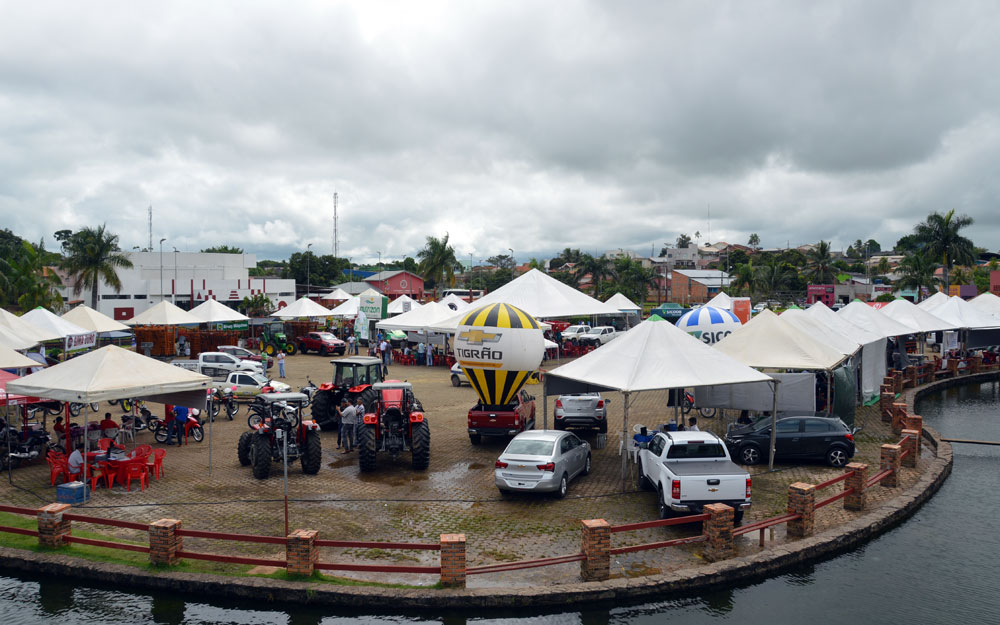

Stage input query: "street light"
[
  {"left": 159, "top": 238, "right": 166, "bottom": 303},
  {"left": 377, "top": 250, "right": 383, "bottom": 294},
  {"left": 306, "top": 243, "right": 313, "bottom": 297},
  {"left": 508, "top": 248, "right": 515, "bottom": 283},
  {"left": 172, "top": 247, "right": 178, "bottom": 305}
]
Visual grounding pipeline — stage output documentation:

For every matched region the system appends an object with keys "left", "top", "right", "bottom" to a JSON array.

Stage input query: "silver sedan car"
[{"left": 494, "top": 430, "right": 591, "bottom": 498}]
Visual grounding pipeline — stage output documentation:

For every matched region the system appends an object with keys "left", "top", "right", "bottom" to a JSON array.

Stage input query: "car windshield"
[
  {"left": 585, "top": 328, "right": 602, "bottom": 335},
  {"left": 504, "top": 439, "right": 555, "bottom": 456},
  {"left": 666, "top": 443, "right": 727, "bottom": 459},
  {"left": 250, "top": 373, "right": 269, "bottom": 385},
  {"left": 317, "top": 333, "right": 336, "bottom": 341}
]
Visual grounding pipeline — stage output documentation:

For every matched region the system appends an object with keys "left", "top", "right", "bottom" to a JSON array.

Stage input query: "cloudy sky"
[{"left": 2, "top": 1, "right": 999, "bottom": 264}]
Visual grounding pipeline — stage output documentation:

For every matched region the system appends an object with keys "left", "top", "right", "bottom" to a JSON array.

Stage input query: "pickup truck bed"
[{"left": 665, "top": 460, "right": 745, "bottom": 476}]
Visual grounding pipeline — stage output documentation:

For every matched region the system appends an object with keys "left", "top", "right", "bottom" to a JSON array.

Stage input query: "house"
[
  {"left": 363, "top": 271, "right": 425, "bottom": 299},
  {"left": 671, "top": 270, "right": 732, "bottom": 304},
  {"left": 332, "top": 281, "right": 380, "bottom": 296}
]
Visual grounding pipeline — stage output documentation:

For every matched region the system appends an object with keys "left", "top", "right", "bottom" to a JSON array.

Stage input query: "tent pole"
[
  {"left": 768, "top": 380, "right": 778, "bottom": 470},
  {"left": 826, "top": 371, "right": 832, "bottom": 415},
  {"left": 208, "top": 389, "right": 213, "bottom": 475},
  {"left": 621, "top": 390, "right": 629, "bottom": 492},
  {"left": 82, "top": 403, "right": 89, "bottom": 488},
  {"left": 542, "top": 377, "right": 548, "bottom": 431}
]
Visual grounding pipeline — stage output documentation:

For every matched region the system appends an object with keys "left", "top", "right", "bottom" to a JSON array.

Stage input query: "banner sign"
[
  {"left": 357, "top": 310, "right": 369, "bottom": 340},
  {"left": 215, "top": 321, "right": 250, "bottom": 331},
  {"left": 359, "top": 295, "right": 387, "bottom": 320},
  {"left": 65, "top": 332, "right": 98, "bottom": 351}
]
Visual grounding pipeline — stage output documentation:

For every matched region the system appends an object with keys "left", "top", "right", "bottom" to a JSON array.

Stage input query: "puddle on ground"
[{"left": 467, "top": 462, "right": 486, "bottom": 470}]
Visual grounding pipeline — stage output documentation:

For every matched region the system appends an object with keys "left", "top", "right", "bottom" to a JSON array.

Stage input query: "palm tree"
[
  {"left": 1, "top": 240, "right": 63, "bottom": 311},
  {"left": 895, "top": 252, "right": 940, "bottom": 302},
  {"left": 608, "top": 257, "right": 657, "bottom": 304},
  {"left": 747, "top": 233, "right": 760, "bottom": 250},
  {"left": 804, "top": 240, "right": 835, "bottom": 284},
  {"left": 754, "top": 258, "right": 793, "bottom": 300},
  {"left": 876, "top": 256, "right": 891, "bottom": 277},
  {"left": 59, "top": 224, "right": 133, "bottom": 309},
  {"left": 950, "top": 266, "right": 974, "bottom": 286},
  {"left": 730, "top": 261, "right": 756, "bottom": 297},
  {"left": 416, "top": 234, "right": 461, "bottom": 297},
  {"left": 676, "top": 234, "right": 693, "bottom": 248},
  {"left": 573, "top": 254, "right": 612, "bottom": 295},
  {"left": 913, "top": 209, "right": 975, "bottom": 289}
]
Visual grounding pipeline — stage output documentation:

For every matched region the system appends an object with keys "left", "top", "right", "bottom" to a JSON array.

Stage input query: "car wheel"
[
  {"left": 469, "top": 434, "right": 481, "bottom": 445},
  {"left": 733, "top": 509, "right": 744, "bottom": 525},
  {"left": 582, "top": 454, "right": 591, "bottom": 476},
  {"left": 451, "top": 375, "right": 460, "bottom": 387},
  {"left": 298, "top": 343, "right": 307, "bottom": 354},
  {"left": 740, "top": 444, "right": 762, "bottom": 466},
  {"left": 554, "top": 473, "right": 568, "bottom": 499},
  {"left": 320, "top": 346, "right": 327, "bottom": 357},
  {"left": 827, "top": 446, "right": 849, "bottom": 468},
  {"left": 658, "top": 487, "right": 672, "bottom": 519}
]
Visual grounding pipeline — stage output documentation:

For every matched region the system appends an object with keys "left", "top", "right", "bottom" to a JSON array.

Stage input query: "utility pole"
[
  {"left": 159, "top": 238, "right": 166, "bottom": 303},
  {"left": 173, "top": 247, "right": 179, "bottom": 305},
  {"left": 332, "top": 192, "right": 339, "bottom": 259},
  {"left": 306, "top": 243, "right": 313, "bottom": 297},
  {"left": 508, "top": 248, "right": 515, "bottom": 283},
  {"left": 148, "top": 206, "right": 152, "bottom": 252}
]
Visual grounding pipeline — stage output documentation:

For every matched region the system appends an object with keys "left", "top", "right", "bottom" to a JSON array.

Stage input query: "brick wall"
[
  {"left": 580, "top": 519, "right": 610, "bottom": 581},
  {"left": 440, "top": 533, "right": 466, "bottom": 588}
]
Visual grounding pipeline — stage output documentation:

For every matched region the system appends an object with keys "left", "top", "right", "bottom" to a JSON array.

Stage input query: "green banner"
[{"left": 215, "top": 321, "right": 250, "bottom": 331}]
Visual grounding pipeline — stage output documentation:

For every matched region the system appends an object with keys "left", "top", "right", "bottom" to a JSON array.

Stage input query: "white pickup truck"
[
  {"left": 637, "top": 430, "right": 751, "bottom": 523},
  {"left": 172, "top": 352, "right": 263, "bottom": 379},
  {"left": 561, "top": 325, "right": 591, "bottom": 341},
  {"left": 577, "top": 326, "right": 619, "bottom": 346}
]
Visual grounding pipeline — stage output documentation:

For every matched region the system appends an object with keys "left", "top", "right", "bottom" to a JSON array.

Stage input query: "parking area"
[{"left": 0, "top": 352, "right": 928, "bottom": 587}]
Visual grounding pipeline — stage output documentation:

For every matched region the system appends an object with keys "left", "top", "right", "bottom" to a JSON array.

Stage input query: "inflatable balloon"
[
  {"left": 454, "top": 303, "right": 544, "bottom": 406},
  {"left": 676, "top": 305, "right": 742, "bottom": 345}
]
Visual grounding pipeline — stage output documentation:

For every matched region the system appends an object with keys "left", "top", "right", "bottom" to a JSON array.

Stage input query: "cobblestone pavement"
[{"left": 0, "top": 353, "right": 928, "bottom": 587}]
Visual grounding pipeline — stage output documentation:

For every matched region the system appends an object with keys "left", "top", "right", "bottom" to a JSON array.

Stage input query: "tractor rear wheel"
[
  {"left": 358, "top": 424, "right": 377, "bottom": 472},
  {"left": 300, "top": 430, "right": 322, "bottom": 474},
  {"left": 263, "top": 343, "right": 276, "bottom": 356},
  {"left": 237, "top": 431, "right": 252, "bottom": 466},
  {"left": 411, "top": 421, "right": 430, "bottom": 470},
  {"left": 251, "top": 435, "right": 272, "bottom": 479},
  {"left": 310, "top": 391, "right": 336, "bottom": 431},
  {"left": 359, "top": 387, "right": 378, "bottom": 412},
  {"left": 284, "top": 343, "right": 297, "bottom": 356}
]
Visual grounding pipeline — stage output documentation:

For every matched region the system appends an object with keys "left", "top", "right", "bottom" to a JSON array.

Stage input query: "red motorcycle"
[{"left": 153, "top": 411, "right": 204, "bottom": 443}]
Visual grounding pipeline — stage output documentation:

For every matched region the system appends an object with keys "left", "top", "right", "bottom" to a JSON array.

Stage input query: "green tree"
[
  {"left": 950, "top": 266, "right": 973, "bottom": 286},
  {"left": 58, "top": 224, "right": 134, "bottom": 309},
  {"left": 0, "top": 240, "right": 63, "bottom": 311},
  {"left": 527, "top": 257, "right": 545, "bottom": 270},
  {"left": 607, "top": 257, "right": 657, "bottom": 304},
  {"left": 748, "top": 233, "right": 760, "bottom": 249},
  {"left": 913, "top": 209, "right": 976, "bottom": 289},
  {"left": 402, "top": 257, "right": 418, "bottom": 273},
  {"left": 894, "top": 233, "right": 922, "bottom": 254},
  {"left": 551, "top": 248, "right": 583, "bottom": 268},
  {"left": 895, "top": 252, "right": 940, "bottom": 302},
  {"left": 875, "top": 293, "right": 896, "bottom": 303},
  {"left": 417, "top": 234, "right": 462, "bottom": 297},
  {"left": 201, "top": 245, "right": 244, "bottom": 254},
  {"left": 573, "top": 254, "right": 612, "bottom": 294},
  {"left": 864, "top": 239, "right": 881, "bottom": 254},
  {"left": 877, "top": 257, "right": 891, "bottom": 277},
  {"left": 754, "top": 258, "right": 794, "bottom": 300},
  {"left": 730, "top": 261, "right": 756, "bottom": 297},
  {"left": 804, "top": 241, "right": 835, "bottom": 284},
  {"left": 676, "top": 234, "right": 692, "bottom": 248}
]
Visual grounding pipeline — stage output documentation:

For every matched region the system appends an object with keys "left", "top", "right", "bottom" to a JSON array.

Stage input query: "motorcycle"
[
  {"left": 299, "top": 379, "right": 318, "bottom": 405},
  {"left": 681, "top": 391, "right": 716, "bottom": 418},
  {"left": 153, "top": 411, "right": 204, "bottom": 444},
  {"left": 0, "top": 418, "right": 51, "bottom": 470},
  {"left": 209, "top": 387, "right": 239, "bottom": 421},
  {"left": 121, "top": 403, "right": 156, "bottom": 433}
]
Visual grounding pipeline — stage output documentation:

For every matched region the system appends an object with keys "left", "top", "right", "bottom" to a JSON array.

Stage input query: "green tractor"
[{"left": 261, "top": 321, "right": 297, "bottom": 356}]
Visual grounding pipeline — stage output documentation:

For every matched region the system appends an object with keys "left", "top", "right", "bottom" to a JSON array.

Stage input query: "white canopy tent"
[
  {"left": 0, "top": 345, "right": 41, "bottom": 369},
  {"left": 546, "top": 318, "right": 774, "bottom": 475},
  {"left": 705, "top": 291, "right": 734, "bottom": 310},
  {"left": 837, "top": 301, "right": 915, "bottom": 339},
  {"left": 780, "top": 309, "right": 861, "bottom": 356},
  {"left": 126, "top": 300, "right": 203, "bottom": 326},
  {"left": 0, "top": 308, "right": 61, "bottom": 344},
  {"left": 375, "top": 302, "right": 454, "bottom": 332},
  {"left": 320, "top": 288, "right": 352, "bottom": 302},
  {"left": 604, "top": 292, "right": 642, "bottom": 313},
  {"left": 969, "top": 292, "right": 1000, "bottom": 317},
  {"left": 806, "top": 301, "right": 887, "bottom": 401},
  {"left": 270, "top": 297, "right": 333, "bottom": 319},
  {"left": 188, "top": 299, "right": 251, "bottom": 323},
  {"left": 388, "top": 295, "right": 423, "bottom": 315},
  {"left": 917, "top": 291, "right": 950, "bottom": 312},
  {"left": 359, "top": 288, "right": 382, "bottom": 299},
  {"left": 21, "top": 308, "right": 97, "bottom": 351},
  {"left": 328, "top": 296, "right": 360, "bottom": 318},
  {"left": 878, "top": 299, "right": 956, "bottom": 333},
  {"left": 930, "top": 296, "right": 1000, "bottom": 329},
  {"left": 61, "top": 304, "right": 131, "bottom": 333},
  {"left": 437, "top": 293, "right": 471, "bottom": 313},
  {"left": 0, "top": 325, "right": 39, "bottom": 351}
]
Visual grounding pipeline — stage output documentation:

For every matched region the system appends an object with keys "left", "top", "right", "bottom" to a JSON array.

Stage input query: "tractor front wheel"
[
  {"left": 358, "top": 424, "right": 377, "bottom": 472},
  {"left": 237, "top": 431, "right": 252, "bottom": 466},
  {"left": 284, "top": 343, "right": 297, "bottom": 356},
  {"left": 251, "top": 435, "right": 272, "bottom": 479},
  {"left": 411, "top": 422, "right": 430, "bottom": 470},
  {"left": 310, "top": 391, "right": 336, "bottom": 431},
  {"left": 358, "top": 387, "right": 378, "bottom": 413},
  {"left": 300, "top": 430, "right": 322, "bottom": 474},
  {"left": 263, "top": 343, "right": 276, "bottom": 357}
]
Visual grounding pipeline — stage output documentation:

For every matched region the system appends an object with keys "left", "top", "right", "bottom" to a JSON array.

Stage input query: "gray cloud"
[{"left": 1, "top": 0, "right": 998, "bottom": 265}]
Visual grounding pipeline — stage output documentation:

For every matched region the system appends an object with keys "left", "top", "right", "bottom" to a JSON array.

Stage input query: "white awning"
[
  {"left": 715, "top": 309, "right": 847, "bottom": 371},
  {"left": 188, "top": 299, "right": 251, "bottom": 323},
  {"left": 125, "top": 301, "right": 203, "bottom": 326},
  {"left": 61, "top": 304, "right": 131, "bottom": 333},
  {"left": 837, "top": 300, "right": 915, "bottom": 339},
  {"left": 270, "top": 297, "right": 333, "bottom": 319}
]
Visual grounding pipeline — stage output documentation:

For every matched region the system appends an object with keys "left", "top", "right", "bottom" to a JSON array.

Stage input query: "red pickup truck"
[
  {"left": 467, "top": 388, "right": 536, "bottom": 445},
  {"left": 297, "top": 331, "right": 347, "bottom": 356}
]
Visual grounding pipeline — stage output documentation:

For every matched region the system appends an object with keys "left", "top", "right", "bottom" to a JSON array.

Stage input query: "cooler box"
[{"left": 56, "top": 481, "right": 90, "bottom": 505}]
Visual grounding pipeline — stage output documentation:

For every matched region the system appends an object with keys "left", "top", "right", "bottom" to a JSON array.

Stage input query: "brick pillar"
[
  {"left": 149, "top": 519, "right": 183, "bottom": 566},
  {"left": 880, "top": 390, "right": 895, "bottom": 422},
  {"left": 901, "top": 429, "right": 919, "bottom": 468},
  {"left": 702, "top": 503, "right": 734, "bottom": 561},
  {"left": 439, "top": 533, "right": 466, "bottom": 588},
  {"left": 286, "top": 529, "right": 318, "bottom": 576},
  {"left": 891, "top": 402, "right": 907, "bottom": 436},
  {"left": 948, "top": 359, "right": 959, "bottom": 377},
  {"left": 904, "top": 414, "right": 923, "bottom": 459},
  {"left": 37, "top": 503, "right": 71, "bottom": 549},
  {"left": 580, "top": 519, "right": 610, "bottom": 581},
  {"left": 880, "top": 444, "right": 901, "bottom": 488},
  {"left": 906, "top": 365, "right": 917, "bottom": 387},
  {"left": 786, "top": 482, "right": 815, "bottom": 538},
  {"left": 844, "top": 462, "right": 868, "bottom": 511},
  {"left": 971, "top": 355, "right": 982, "bottom": 374}
]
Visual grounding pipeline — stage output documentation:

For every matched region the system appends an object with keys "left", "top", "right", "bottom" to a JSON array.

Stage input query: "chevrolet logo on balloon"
[{"left": 457, "top": 329, "right": 502, "bottom": 345}]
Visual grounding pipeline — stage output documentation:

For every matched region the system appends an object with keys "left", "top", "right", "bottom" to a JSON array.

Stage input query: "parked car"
[
  {"left": 577, "top": 326, "right": 619, "bottom": 346},
  {"left": 225, "top": 371, "right": 291, "bottom": 398},
  {"left": 450, "top": 363, "right": 469, "bottom": 387},
  {"left": 217, "top": 345, "right": 273, "bottom": 369},
  {"left": 637, "top": 430, "right": 751, "bottom": 523},
  {"left": 724, "top": 415, "right": 857, "bottom": 468},
  {"left": 561, "top": 325, "right": 591, "bottom": 342},
  {"left": 494, "top": 430, "right": 591, "bottom": 498},
  {"left": 172, "top": 352, "right": 263, "bottom": 378},
  {"left": 553, "top": 393, "right": 610, "bottom": 432},
  {"left": 297, "top": 331, "right": 346, "bottom": 356},
  {"left": 467, "top": 388, "right": 536, "bottom": 445}
]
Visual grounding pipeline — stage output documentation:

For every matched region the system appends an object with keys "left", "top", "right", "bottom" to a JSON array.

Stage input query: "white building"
[{"left": 64, "top": 252, "right": 296, "bottom": 321}]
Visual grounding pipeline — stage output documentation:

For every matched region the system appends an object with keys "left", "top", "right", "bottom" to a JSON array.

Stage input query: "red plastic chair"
[
  {"left": 90, "top": 461, "right": 115, "bottom": 489},
  {"left": 47, "top": 457, "right": 68, "bottom": 486},
  {"left": 133, "top": 444, "right": 153, "bottom": 459},
  {"left": 97, "top": 438, "right": 113, "bottom": 452},
  {"left": 122, "top": 462, "right": 148, "bottom": 492},
  {"left": 146, "top": 448, "right": 165, "bottom": 480}
]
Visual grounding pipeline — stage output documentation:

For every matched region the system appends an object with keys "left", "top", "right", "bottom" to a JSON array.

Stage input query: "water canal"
[{"left": 1, "top": 381, "right": 997, "bottom": 624}]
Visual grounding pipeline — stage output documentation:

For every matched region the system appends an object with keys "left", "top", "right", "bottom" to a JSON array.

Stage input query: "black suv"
[{"left": 725, "top": 415, "right": 857, "bottom": 467}]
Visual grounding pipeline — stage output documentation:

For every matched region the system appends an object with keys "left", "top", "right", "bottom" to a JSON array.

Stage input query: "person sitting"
[
  {"left": 99, "top": 413, "right": 119, "bottom": 433},
  {"left": 67, "top": 442, "right": 85, "bottom": 479},
  {"left": 737, "top": 410, "right": 753, "bottom": 426},
  {"left": 53, "top": 416, "right": 66, "bottom": 446},
  {"left": 687, "top": 416, "right": 700, "bottom": 431}
]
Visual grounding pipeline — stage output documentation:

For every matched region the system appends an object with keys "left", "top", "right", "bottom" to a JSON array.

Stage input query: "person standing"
[
  {"left": 426, "top": 343, "right": 433, "bottom": 366},
  {"left": 417, "top": 341, "right": 425, "bottom": 366},
  {"left": 339, "top": 399, "right": 356, "bottom": 453},
  {"left": 347, "top": 333, "right": 356, "bottom": 355},
  {"left": 355, "top": 396, "right": 366, "bottom": 448},
  {"left": 333, "top": 400, "right": 344, "bottom": 449},
  {"left": 277, "top": 351, "right": 286, "bottom": 378},
  {"left": 172, "top": 405, "right": 189, "bottom": 445},
  {"left": 260, "top": 349, "right": 269, "bottom": 373},
  {"left": 379, "top": 337, "right": 390, "bottom": 375},
  {"left": 163, "top": 404, "right": 176, "bottom": 446}
]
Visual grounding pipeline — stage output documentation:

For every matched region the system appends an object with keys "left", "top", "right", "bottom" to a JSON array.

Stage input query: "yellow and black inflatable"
[{"left": 454, "top": 303, "right": 544, "bottom": 406}]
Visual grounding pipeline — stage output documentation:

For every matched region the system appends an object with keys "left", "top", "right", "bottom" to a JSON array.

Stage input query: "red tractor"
[
  {"left": 310, "top": 357, "right": 384, "bottom": 431},
  {"left": 358, "top": 381, "right": 430, "bottom": 472},
  {"left": 237, "top": 393, "right": 322, "bottom": 479}
]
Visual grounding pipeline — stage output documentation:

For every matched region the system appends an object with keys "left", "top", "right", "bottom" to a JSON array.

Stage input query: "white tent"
[
  {"left": 328, "top": 296, "right": 360, "bottom": 318},
  {"left": 271, "top": 297, "right": 333, "bottom": 319},
  {"left": 0, "top": 344, "right": 41, "bottom": 368},
  {"left": 376, "top": 302, "right": 454, "bottom": 332},
  {"left": 780, "top": 309, "right": 861, "bottom": 356},
  {"left": 320, "top": 288, "right": 352, "bottom": 302},
  {"left": 61, "top": 304, "right": 131, "bottom": 333},
  {"left": 188, "top": 299, "right": 251, "bottom": 323},
  {"left": 715, "top": 309, "right": 848, "bottom": 371},
  {"left": 930, "top": 296, "right": 1000, "bottom": 329},
  {"left": 21, "top": 307, "right": 97, "bottom": 350},
  {"left": 917, "top": 291, "right": 950, "bottom": 312},
  {"left": 429, "top": 268, "right": 620, "bottom": 332},
  {"left": 838, "top": 301, "right": 915, "bottom": 339},
  {"left": 0, "top": 308, "right": 62, "bottom": 343},
  {"left": 126, "top": 300, "right": 203, "bottom": 326},
  {"left": 546, "top": 318, "right": 775, "bottom": 473},
  {"left": 806, "top": 301, "right": 887, "bottom": 401},
  {"left": 604, "top": 292, "right": 642, "bottom": 313},
  {"left": 705, "top": 291, "right": 733, "bottom": 310},
  {"left": 437, "top": 293, "right": 471, "bottom": 313},
  {"left": 878, "top": 298, "right": 956, "bottom": 333},
  {"left": 0, "top": 325, "right": 39, "bottom": 350},
  {"left": 388, "top": 295, "right": 423, "bottom": 315},
  {"left": 359, "top": 288, "right": 382, "bottom": 299},
  {"left": 969, "top": 291, "right": 1000, "bottom": 316}
]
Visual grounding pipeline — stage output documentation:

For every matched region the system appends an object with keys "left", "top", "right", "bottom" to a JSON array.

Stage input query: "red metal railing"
[
  {"left": 314, "top": 539, "right": 439, "bottom": 551},
  {"left": 813, "top": 471, "right": 851, "bottom": 492},
  {"left": 0, "top": 505, "right": 36, "bottom": 516},
  {"left": 609, "top": 513, "right": 710, "bottom": 533},
  {"left": 467, "top": 553, "right": 584, "bottom": 575},
  {"left": 816, "top": 488, "right": 854, "bottom": 509},
  {"left": 733, "top": 513, "right": 800, "bottom": 537},
  {"left": 0, "top": 525, "right": 38, "bottom": 537}
]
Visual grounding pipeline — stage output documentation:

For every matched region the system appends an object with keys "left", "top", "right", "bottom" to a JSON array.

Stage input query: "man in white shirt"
[
  {"left": 67, "top": 443, "right": 85, "bottom": 478},
  {"left": 339, "top": 399, "right": 357, "bottom": 453},
  {"left": 687, "top": 417, "right": 699, "bottom": 431}
]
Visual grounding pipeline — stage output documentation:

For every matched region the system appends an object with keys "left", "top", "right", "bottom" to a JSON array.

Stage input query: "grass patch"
[{"left": 258, "top": 569, "right": 439, "bottom": 589}]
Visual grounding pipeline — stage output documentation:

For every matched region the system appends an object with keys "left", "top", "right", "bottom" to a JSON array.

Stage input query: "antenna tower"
[
  {"left": 333, "top": 192, "right": 339, "bottom": 258},
  {"left": 148, "top": 206, "right": 153, "bottom": 251}
]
